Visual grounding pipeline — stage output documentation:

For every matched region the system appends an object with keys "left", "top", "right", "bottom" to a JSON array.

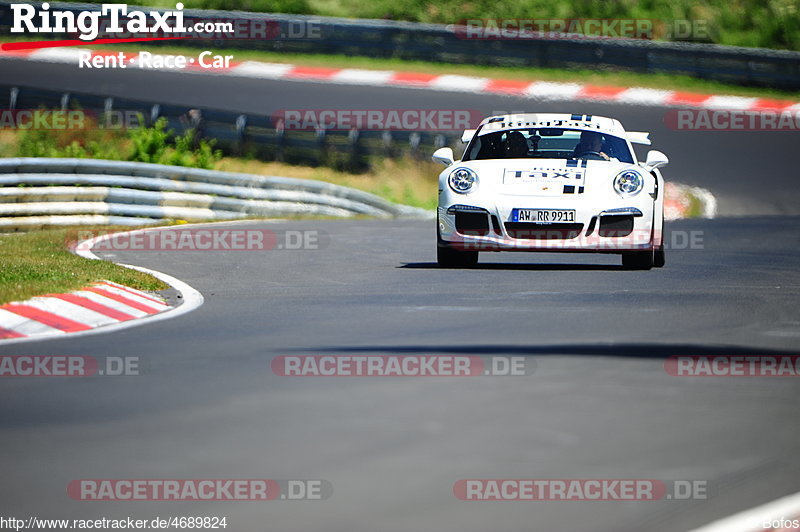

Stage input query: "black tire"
[
  {"left": 653, "top": 244, "right": 665, "bottom": 268},
  {"left": 437, "top": 244, "right": 478, "bottom": 268},
  {"left": 622, "top": 250, "right": 654, "bottom": 270}
]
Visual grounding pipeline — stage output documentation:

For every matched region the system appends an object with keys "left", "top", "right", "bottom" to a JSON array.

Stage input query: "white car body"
[{"left": 434, "top": 113, "right": 668, "bottom": 269}]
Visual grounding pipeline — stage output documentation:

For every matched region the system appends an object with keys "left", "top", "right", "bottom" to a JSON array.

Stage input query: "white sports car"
[{"left": 434, "top": 113, "right": 668, "bottom": 270}]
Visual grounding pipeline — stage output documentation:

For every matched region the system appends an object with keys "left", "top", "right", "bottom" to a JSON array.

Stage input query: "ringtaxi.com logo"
[
  {"left": 453, "top": 479, "right": 707, "bottom": 501},
  {"left": 271, "top": 355, "right": 534, "bottom": 376},
  {"left": 70, "top": 228, "right": 326, "bottom": 252},
  {"left": 0, "top": 356, "right": 140, "bottom": 377},
  {"left": 67, "top": 479, "right": 332, "bottom": 500},
  {"left": 11, "top": 2, "right": 194, "bottom": 41},
  {"left": 8, "top": 3, "right": 322, "bottom": 45},
  {"left": 84, "top": 15, "right": 278, "bottom": 40}
]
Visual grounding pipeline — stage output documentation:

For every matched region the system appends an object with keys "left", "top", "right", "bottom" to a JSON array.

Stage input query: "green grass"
[{"left": 0, "top": 227, "right": 168, "bottom": 305}]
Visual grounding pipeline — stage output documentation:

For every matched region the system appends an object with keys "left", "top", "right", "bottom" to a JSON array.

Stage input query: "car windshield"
[{"left": 464, "top": 127, "right": 634, "bottom": 164}]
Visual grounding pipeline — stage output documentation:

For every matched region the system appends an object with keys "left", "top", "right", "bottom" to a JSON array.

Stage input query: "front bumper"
[{"left": 438, "top": 195, "right": 658, "bottom": 253}]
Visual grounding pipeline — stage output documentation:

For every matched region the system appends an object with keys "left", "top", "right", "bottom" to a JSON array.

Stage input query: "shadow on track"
[
  {"left": 290, "top": 343, "right": 798, "bottom": 359},
  {"left": 399, "top": 262, "right": 624, "bottom": 271}
]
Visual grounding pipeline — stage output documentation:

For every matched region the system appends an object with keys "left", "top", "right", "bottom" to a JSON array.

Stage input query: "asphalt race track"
[{"left": 1, "top": 56, "right": 800, "bottom": 532}]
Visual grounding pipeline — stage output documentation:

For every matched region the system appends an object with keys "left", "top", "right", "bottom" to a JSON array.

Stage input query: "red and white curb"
[
  {"left": 1, "top": 46, "right": 799, "bottom": 111},
  {"left": 0, "top": 228, "right": 204, "bottom": 344},
  {"left": 689, "top": 491, "right": 800, "bottom": 532},
  {"left": 0, "top": 280, "right": 169, "bottom": 340}
]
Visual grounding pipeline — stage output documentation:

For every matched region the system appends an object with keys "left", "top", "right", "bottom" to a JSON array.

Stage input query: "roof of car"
[{"left": 477, "top": 113, "right": 626, "bottom": 136}]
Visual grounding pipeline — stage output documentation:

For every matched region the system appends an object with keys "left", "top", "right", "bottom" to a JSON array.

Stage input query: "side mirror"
[
  {"left": 432, "top": 147, "right": 455, "bottom": 166},
  {"left": 644, "top": 150, "right": 669, "bottom": 169},
  {"left": 461, "top": 129, "right": 476, "bottom": 144}
]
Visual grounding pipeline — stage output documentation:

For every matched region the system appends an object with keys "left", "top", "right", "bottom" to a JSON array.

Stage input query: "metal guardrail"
[
  {"left": 1, "top": 2, "right": 799, "bottom": 89},
  {"left": 0, "top": 158, "right": 433, "bottom": 230},
  {"left": 1, "top": 85, "right": 457, "bottom": 170}
]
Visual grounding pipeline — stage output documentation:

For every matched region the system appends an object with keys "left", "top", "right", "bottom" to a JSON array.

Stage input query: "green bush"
[
  {"left": 17, "top": 118, "right": 127, "bottom": 159},
  {"left": 16, "top": 115, "right": 222, "bottom": 170},
  {"left": 127, "top": 117, "right": 171, "bottom": 164}
]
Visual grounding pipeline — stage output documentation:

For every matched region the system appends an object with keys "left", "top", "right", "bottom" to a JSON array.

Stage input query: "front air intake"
[
  {"left": 598, "top": 215, "right": 634, "bottom": 237},
  {"left": 455, "top": 212, "right": 491, "bottom": 236},
  {"left": 504, "top": 223, "right": 583, "bottom": 240}
]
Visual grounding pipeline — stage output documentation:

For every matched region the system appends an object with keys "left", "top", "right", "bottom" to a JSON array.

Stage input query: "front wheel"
[
  {"left": 437, "top": 244, "right": 478, "bottom": 268},
  {"left": 622, "top": 250, "right": 654, "bottom": 270}
]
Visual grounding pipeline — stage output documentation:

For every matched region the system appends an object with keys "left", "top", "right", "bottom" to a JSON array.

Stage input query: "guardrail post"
[
  {"left": 382, "top": 130, "right": 394, "bottom": 158},
  {"left": 235, "top": 114, "right": 248, "bottom": 155},
  {"left": 101, "top": 97, "right": 114, "bottom": 130},
  {"left": 275, "top": 119, "right": 285, "bottom": 162},
  {"left": 409, "top": 132, "right": 421, "bottom": 159},
  {"left": 9, "top": 87, "right": 18, "bottom": 111},
  {"left": 347, "top": 128, "right": 362, "bottom": 172},
  {"left": 150, "top": 104, "right": 161, "bottom": 126},
  {"left": 315, "top": 126, "right": 327, "bottom": 166},
  {"left": 186, "top": 109, "right": 203, "bottom": 148}
]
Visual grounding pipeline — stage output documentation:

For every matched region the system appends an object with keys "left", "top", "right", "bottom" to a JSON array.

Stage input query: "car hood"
[{"left": 456, "top": 158, "right": 638, "bottom": 196}]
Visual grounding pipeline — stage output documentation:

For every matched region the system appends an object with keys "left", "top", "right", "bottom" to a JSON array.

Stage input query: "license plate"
[{"left": 512, "top": 209, "right": 576, "bottom": 223}]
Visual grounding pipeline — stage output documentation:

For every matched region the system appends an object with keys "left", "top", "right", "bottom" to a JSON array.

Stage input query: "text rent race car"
[{"left": 433, "top": 113, "right": 669, "bottom": 269}]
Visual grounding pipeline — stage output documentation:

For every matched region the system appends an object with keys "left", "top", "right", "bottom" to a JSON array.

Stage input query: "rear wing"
[
  {"left": 626, "top": 132, "right": 652, "bottom": 145},
  {"left": 461, "top": 129, "right": 477, "bottom": 144}
]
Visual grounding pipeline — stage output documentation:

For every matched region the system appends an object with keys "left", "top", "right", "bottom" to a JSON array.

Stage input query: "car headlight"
[
  {"left": 613, "top": 169, "right": 644, "bottom": 196},
  {"left": 448, "top": 167, "right": 478, "bottom": 194}
]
